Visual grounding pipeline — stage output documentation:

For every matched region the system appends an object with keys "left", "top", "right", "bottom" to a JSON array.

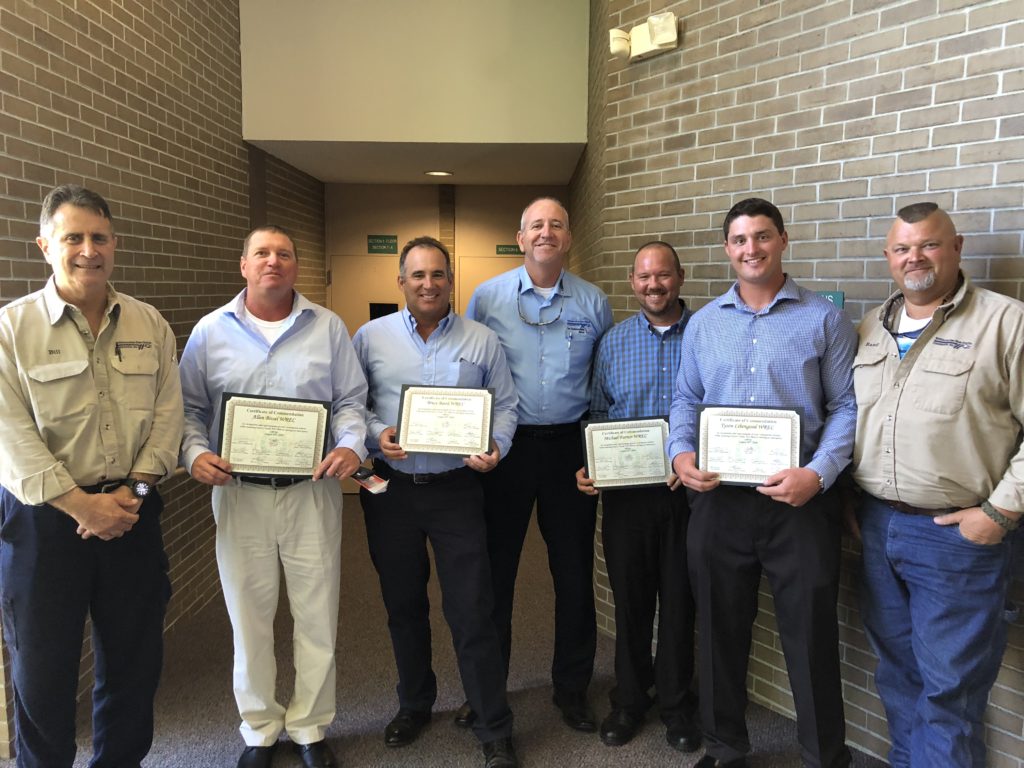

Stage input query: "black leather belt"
[
  {"left": 373, "top": 461, "right": 470, "bottom": 486},
  {"left": 80, "top": 480, "right": 127, "bottom": 494},
  {"left": 240, "top": 476, "right": 308, "bottom": 489},
  {"left": 881, "top": 498, "right": 959, "bottom": 517},
  {"left": 516, "top": 421, "right": 580, "bottom": 439}
]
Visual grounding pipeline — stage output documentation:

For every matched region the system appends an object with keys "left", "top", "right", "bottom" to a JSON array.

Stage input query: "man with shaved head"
[{"left": 852, "top": 202, "right": 1024, "bottom": 767}]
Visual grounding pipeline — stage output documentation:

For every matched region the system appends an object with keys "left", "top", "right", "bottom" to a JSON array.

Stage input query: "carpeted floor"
[{"left": 11, "top": 496, "right": 887, "bottom": 767}]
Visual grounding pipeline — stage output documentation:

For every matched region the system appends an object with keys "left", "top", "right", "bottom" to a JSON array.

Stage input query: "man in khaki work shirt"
[
  {"left": 0, "top": 184, "right": 184, "bottom": 768},
  {"left": 851, "top": 202, "right": 1023, "bottom": 768}
]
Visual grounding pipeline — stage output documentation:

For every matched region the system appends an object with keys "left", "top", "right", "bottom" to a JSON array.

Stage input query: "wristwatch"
[{"left": 124, "top": 479, "right": 154, "bottom": 499}]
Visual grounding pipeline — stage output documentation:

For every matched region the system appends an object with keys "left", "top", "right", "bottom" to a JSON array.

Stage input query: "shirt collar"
[
  {"left": 517, "top": 265, "right": 569, "bottom": 297},
  {"left": 228, "top": 289, "right": 304, "bottom": 321},
  {"left": 720, "top": 274, "right": 799, "bottom": 313},
  {"left": 402, "top": 307, "right": 454, "bottom": 337},
  {"left": 637, "top": 299, "right": 690, "bottom": 335},
  {"left": 42, "top": 275, "right": 118, "bottom": 326}
]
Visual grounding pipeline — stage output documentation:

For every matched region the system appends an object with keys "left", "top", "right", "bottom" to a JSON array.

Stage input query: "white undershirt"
[
  {"left": 244, "top": 306, "right": 290, "bottom": 345},
  {"left": 533, "top": 285, "right": 556, "bottom": 300}
]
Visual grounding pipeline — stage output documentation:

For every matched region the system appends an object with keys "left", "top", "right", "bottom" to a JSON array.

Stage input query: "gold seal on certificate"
[
  {"left": 582, "top": 418, "right": 671, "bottom": 489},
  {"left": 395, "top": 385, "right": 494, "bottom": 455},
  {"left": 697, "top": 406, "right": 801, "bottom": 485},
  {"left": 218, "top": 393, "right": 331, "bottom": 477}
]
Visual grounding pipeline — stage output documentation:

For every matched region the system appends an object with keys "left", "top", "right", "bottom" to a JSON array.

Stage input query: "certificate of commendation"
[
  {"left": 395, "top": 385, "right": 494, "bottom": 455},
  {"left": 218, "top": 393, "right": 331, "bottom": 477},
  {"left": 582, "top": 418, "right": 671, "bottom": 489},
  {"left": 697, "top": 406, "right": 801, "bottom": 485}
]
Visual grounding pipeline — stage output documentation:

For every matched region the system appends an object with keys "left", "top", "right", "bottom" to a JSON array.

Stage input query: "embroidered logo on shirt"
[
  {"left": 933, "top": 337, "right": 973, "bottom": 350},
  {"left": 48, "top": 348, "right": 61, "bottom": 355},
  {"left": 565, "top": 318, "right": 593, "bottom": 335},
  {"left": 114, "top": 340, "right": 153, "bottom": 360}
]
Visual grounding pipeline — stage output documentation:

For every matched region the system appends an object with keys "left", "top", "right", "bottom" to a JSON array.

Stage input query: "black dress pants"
[
  {"left": 0, "top": 487, "right": 170, "bottom": 768},
  {"left": 479, "top": 424, "right": 598, "bottom": 694},
  {"left": 361, "top": 468, "right": 513, "bottom": 742},
  {"left": 687, "top": 484, "right": 851, "bottom": 768},
  {"left": 602, "top": 484, "right": 696, "bottom": 720}
]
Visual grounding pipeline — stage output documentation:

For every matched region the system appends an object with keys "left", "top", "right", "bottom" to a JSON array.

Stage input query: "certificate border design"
[
  {"left": 582, "top": 416, "right": 671, "bottom": 490},
  {"left": 697, "top": 405, "right": 802, "bottom": 486},
  {"left": 218, "top": 392, "right": 332, "bottom": 477},
  {"left": 395, "top": 385, "right": 494, "bottom": 456}
]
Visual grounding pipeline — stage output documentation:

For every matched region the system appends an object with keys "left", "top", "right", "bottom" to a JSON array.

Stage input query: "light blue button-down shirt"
[
  {"left": 466, "top": 266, "right": 612, "bottom": 425},
  {"left": 352, "top": 308, "right": 519, "bottom": 474},
  {"left": 179, "top": 290, "right": 368, "bottom": 471},
  {"left": 667, "top": 276, "right": 857, "bottom": 489}
]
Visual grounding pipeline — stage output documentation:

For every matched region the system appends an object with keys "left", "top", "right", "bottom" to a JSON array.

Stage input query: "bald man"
[{"left": 852, "top": 202, "right": 1023, "bottom": 768}]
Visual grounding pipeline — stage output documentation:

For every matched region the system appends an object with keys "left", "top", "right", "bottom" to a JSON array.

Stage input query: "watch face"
[{"left": 131, "top": 480, "right": 153, "bottom": 498}]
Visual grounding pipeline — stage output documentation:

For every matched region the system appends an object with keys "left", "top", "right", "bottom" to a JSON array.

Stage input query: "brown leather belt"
[{"left": 882, "top": 498, "right": 959, "bottom": 517}]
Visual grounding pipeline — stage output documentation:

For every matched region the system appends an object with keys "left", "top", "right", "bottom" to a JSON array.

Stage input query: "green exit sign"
[
  {"left": 496, "top": 244, "right": 523, "bottom": 255},
  {"left": 368, "top": 235, "right": 398, "bottom": 254}
]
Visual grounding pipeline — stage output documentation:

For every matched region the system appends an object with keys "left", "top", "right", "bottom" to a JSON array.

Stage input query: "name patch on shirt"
[{"left": 565, "top": 318, "right": 594, "bottom": 337}]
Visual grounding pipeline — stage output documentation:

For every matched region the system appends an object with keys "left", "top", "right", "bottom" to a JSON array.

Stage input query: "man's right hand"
[
  {"left": 379, "top": 427, "right": 408, "bottom": 461},
  {"left": 190, "top": 451, "right": 234, "bottom": 486},
  {"left": 672, "top": 451, "right": 720, "bottom": 492}
]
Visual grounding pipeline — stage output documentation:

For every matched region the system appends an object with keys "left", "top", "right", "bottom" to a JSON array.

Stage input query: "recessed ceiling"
[{"left": 248, "top": 140, "right": 586, "bottom": 185}]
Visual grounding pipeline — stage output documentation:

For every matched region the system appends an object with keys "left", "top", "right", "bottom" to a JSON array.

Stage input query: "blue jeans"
[{"left": 858, "top": 495, "right": 1011, "bottom": 768}]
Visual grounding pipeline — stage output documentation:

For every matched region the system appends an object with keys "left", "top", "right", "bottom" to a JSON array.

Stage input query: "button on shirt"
[
  {"left": 852, "top": 274, "right": 1024, "bottom": 512},
  {"left": 0, "top": 277, "right": 184, "bottom": 505},
  {"left": 591, "top": 302, "right": 691, "bottom": 421},
  {"left": 179, "top": 291, "right": 368, "bottom": 471},
  {"left": 352, "top": 309, "right": 518, "bottom": 475},
  {"left": 667, "top": 277, "right": 857, "bottom": 489},
  {"left": 466, "top": 266, "right": 612, "bottom": 425}
]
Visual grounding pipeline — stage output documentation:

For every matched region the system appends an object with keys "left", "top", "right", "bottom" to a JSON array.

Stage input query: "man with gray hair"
[
  {"left": 0, "top": 184, "right": 183, "bottom": 767},
  {"left": 852, "top": 202, "right": 1023, "bottom": 767}
]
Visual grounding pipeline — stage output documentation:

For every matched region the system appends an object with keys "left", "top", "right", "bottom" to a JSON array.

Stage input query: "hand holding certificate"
[
  {"left": 582, "top": 418, "right": 672, "bottom": 489},
  {"left": 219, "top": 393, "right": 331, "bottom": 478},
  {"left": 697, "top": 407, "right": 801, "bottom": 486},
  {"left": 395, "top": 385, "right": 494, "bottom": 455}
]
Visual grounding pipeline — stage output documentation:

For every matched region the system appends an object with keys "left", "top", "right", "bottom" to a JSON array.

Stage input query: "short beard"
[{"left": 903, "top": 269, "right": 935, "bottom": 292}]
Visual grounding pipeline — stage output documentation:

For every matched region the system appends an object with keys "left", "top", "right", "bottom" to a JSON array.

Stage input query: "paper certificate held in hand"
[
  {"left": 697, "top": 406, "right": 801, "bottom": 486},
  {"left": 218, "top": 393, "right": 331, "bottom": 477},
  {"left": 395, "top": 385, "right": 494, "bottom": 456},
  {"left": 582, "top": 418, "right": 672, "bottom": 489}
]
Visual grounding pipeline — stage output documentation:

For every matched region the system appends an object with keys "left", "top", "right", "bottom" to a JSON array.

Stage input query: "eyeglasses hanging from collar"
[{"left": 517, "top": 291, "right": 564, "bottom": 327}]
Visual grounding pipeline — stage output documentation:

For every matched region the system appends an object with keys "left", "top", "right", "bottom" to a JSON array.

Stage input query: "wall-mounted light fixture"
[{"left": 609, "top": 11, "right": 679, "bottom": 63}]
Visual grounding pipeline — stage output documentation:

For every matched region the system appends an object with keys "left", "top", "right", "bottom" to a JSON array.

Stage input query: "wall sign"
[
  {"left": 496, "top": 244, "right": 523, "bottom": 255},
  {"left": 368, "top": 235, "right": 398, "bottom": 254}
]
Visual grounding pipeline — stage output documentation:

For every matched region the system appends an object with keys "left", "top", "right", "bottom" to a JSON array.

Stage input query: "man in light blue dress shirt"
[
  {"left": 667, "top": 199, "right": 856, "bottom": 768},
  {"left": 465, "top": 198, "right": 613, "bottom": 732},
  {"left": 179, "top": 226, "right": 368, "bottom": 768},
  {"left": 353, "top": 236, "right": 519, "bottom": 768}
]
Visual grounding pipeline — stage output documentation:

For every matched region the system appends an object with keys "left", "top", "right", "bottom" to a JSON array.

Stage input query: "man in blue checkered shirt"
[
  {"left": 667, "top": 198, "right": 856, "bottom": 768},
  {"left": 576, "top": 241, "right": 701, "bottom": 755}
]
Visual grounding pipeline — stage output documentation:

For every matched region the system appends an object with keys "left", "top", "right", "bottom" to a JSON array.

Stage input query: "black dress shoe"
[
  {"left": 599, "top": 708, "right": 643, "bottom": 746},
  {"left": 552, "top": 690, "right": 597, "bottom": 732},
  {"left": 694, "top": 754, "right": 750, "bottom": 768},
  {"left": 237, "top": 743, "right": 276, "bottom": 768},
  {"left": 294, "top": 740, "right": 337, "bottom": 768},
  {"left": 384, "top": 709, "right": 431, "bottom": 747},
  {"left": 665, "top": 713, "right": 702, "bottom": 753},
  {"left": 454, "top": 700, "right": 477, "bottom": 728},
  {"left": 482, "top": 736, "right": 518, "bottom": 768}
]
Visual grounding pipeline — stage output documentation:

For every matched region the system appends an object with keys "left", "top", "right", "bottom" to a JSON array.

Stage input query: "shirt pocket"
[
  {"left": 25, "top": 359, "right": 92, "bottom": 422},
  {"left": 110, "top": 349, "right": 160, "bottom": 410},
  {"left": 563, "top": 317, "right": 598, "bottom": 376},
  {"left": 909, "top": 356, "right": 973, "bottom": 415},
  {"left": 852, "top": 348, "right": 887, "bottom": 406},
  {"left": 447, "top": 360, "right": 485, "bottom": 388}
]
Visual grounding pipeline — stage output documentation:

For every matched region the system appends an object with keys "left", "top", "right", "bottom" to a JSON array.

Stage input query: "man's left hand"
[
  {"left": 314, "top": 447, "right": 361, "bottom": 480},
  {"left": 934, "top": 506, "right": 1006, "bottom": 545},
  {"left": 757, "top": 467, "right": 821, "bottom": 507},
  {"left": 464, "top": 442, "right": 501, "bottom": 473}
]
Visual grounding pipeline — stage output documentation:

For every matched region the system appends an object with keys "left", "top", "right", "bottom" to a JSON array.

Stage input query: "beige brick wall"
[
  {"left": 0, "top": 1, "right": 326, "bottom": 758},
  {"left": 569, "top": 0, "right": 1024, "bottom": 764}
]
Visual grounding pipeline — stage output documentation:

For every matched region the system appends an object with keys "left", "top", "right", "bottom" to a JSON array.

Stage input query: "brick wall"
[
  {"left": 0, "top": 0, "right": 326, "bottom": 758},
  {"left": 568, "top": 0, "right": 1024, "bottom": 764}
]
